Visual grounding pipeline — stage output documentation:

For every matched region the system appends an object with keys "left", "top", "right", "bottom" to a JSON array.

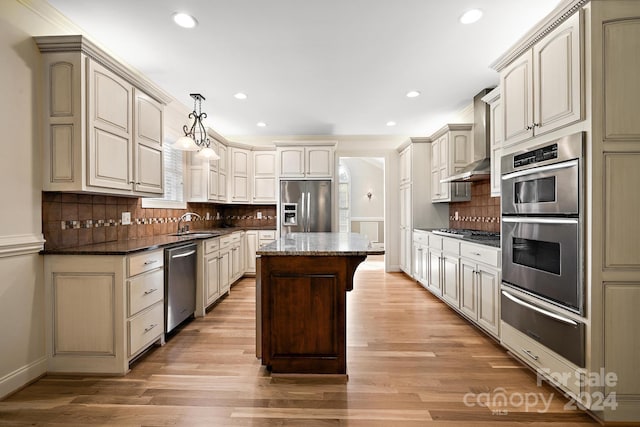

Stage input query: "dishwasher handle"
[{"left": 171, "top": 249, "right": 196, "bottom": 259}]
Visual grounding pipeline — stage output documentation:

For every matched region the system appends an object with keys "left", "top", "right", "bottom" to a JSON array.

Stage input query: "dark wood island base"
[
  {"left": 259, "top": 254, "right": 366, "bottom": 375},
  {"left": 256, "top": 232, "right": 383, "bottom": 376}
]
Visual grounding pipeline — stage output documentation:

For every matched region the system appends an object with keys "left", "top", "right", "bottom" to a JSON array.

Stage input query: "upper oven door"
[
  {"left": 502, "top": 217, "right": 581, "bottom": 313},
  {"left": 501, "top": 159, "right": 579, "bottom": 215}
]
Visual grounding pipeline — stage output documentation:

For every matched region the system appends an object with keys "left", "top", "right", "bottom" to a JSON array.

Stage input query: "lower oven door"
[{"left": 502, "top": 217, "right": 581, "bottom": 313}]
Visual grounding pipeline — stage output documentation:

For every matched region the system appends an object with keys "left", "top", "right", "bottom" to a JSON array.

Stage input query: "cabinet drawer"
[
  {"left": 460, "top": 242, "right": 500, "bottom": 267},
  {"left": 128, "top": 302, "right": 163, "bottom": 358},
  {"left": 204, "top": 238, "right": 220, "bottom": 254},
  {"left": 219, "top": 235, "right": 232, "bottom": 249},
  {"left": 442, "top": 238, "right": 460, "bottom": 255},
  {"left": 127, "top": 268, "right": 164, "bottom": 316},
  {"left": 259, "top": 230, "right": 276, "bottom": 240},
  {"left": 231, "top": 232, "right": 242, "bottom": 243},
  {"left": 428, "top": 234, "right": 443, "bottom": 249},
  {"left": 128, "top": 249, "right": 163, "bottom": 277},
  {"left": 501, "top": 322, "right": 582, "bottom": 397},
  {"left": 413, "top": 230, "right": 428, "bottom": 245}
]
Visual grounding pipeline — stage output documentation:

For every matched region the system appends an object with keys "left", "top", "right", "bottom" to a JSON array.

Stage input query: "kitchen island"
[{"left": 256, "top": 232, "right": 384, "bottom": 376}]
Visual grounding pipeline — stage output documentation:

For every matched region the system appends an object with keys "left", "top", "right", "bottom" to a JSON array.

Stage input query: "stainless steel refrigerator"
[{"left": 280, "top": 180, "right": 332, "bottom": 237}]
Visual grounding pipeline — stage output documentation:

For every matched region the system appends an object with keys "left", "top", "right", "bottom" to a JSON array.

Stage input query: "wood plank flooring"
[{"left": 0, "top": 256, "right": 598, "bottom": 426}]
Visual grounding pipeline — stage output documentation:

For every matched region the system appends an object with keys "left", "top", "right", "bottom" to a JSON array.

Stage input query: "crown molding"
[
  {"left": 34, "top": 35, "right": 173, "bottom": 105},
  {"left": 490, "top": 0, "right": 589, "bottom": 71}
]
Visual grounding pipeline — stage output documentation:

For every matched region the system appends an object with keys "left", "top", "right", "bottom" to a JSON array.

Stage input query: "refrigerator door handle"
[
  {"left": 306, "top": 192, "right": 311, "bottom": 232},
  {"left": 301, "top": 192, "right": 306, "bottom": 232}
]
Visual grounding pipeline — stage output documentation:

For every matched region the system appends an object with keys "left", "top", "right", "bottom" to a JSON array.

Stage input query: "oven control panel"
[{"left": 514, "top": 143, "right": 558, "bottom": 168}]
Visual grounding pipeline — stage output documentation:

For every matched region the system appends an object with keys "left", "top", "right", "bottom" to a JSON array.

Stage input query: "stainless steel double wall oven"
[{"left": 500, "top": 133, "right": 585, "bottom": 367}]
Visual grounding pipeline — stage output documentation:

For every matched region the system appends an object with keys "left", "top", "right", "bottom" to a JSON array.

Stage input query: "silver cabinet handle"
[
  {"left": 501, "top": 217, "right": 578, "bottom": 225},
  {"left": 172, "top": 250, "right": 196, "bottom": 259},
  {"left": 144, "top": 259, "right": 159, "bottom": 265},
  {"left": 522, "top": 348, "right": 539, "bottom": 361},
  {"left": 306, "top": 192, "right": 311, "bottom": 232},
  {"left": 143, "top": 288, "right": 158, "bottom": 295},
  {"left": 144, "top": 324, "right": 158, "bottom": 333}
]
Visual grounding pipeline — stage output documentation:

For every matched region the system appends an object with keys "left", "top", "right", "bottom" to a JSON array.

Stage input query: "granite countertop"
[
  {"left": 256, "top": 232, "right": 385, "bottom": 256},
  {"left": 41, "top": 226, "right": 276, "bottom": 255}
]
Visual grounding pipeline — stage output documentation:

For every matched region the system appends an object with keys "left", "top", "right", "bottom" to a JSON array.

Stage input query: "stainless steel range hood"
[{"left": 441, "top": 88, "right": 493, "bottom": 183}]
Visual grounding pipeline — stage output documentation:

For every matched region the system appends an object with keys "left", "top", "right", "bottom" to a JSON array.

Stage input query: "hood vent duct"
[{"left": 441, "top": 88, "right": 493, "bottom": 183}]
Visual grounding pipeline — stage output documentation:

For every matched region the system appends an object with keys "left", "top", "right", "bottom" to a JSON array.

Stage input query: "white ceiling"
[{"left": 47, "top": 0, "right": 562, "bottom": 138}]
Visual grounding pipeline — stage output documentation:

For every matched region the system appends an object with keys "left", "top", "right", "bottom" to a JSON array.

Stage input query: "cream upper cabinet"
[
  {"left": 252, "top": 150, "right": 277, "bottom": 203},
  {"left": 37, "top": 35, "right": 168, "bottom": 197},
  {"left": 501, "top": 12, "right": 582, "bottom": 146},
  {"left": 133, "top": 90, "right": 164, "bottom": 194},
  {"left": 430, "top": 125, "right": 473, "bottom": 203},
  {"left": 229, "top": 147, "right": 250, "bottom": 203},
  {"left": 482, "top": 87, "right": 502, "bottom": 197},
  {"left": 276, "top": 144, "right": 335, "bottom": 179}
]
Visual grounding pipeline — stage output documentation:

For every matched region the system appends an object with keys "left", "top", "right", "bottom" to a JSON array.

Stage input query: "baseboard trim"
[{"left": 0, "top": 356, "right": 47, "bottom": 400}]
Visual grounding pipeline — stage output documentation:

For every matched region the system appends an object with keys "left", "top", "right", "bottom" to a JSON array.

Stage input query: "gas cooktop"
[{"left": 432, "top": 229, "right": 500, "bottom": 240}]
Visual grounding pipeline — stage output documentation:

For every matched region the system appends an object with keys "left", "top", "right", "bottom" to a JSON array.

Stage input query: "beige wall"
[{"left": 0, "top": 2, "right": 53, "bottom": 398}]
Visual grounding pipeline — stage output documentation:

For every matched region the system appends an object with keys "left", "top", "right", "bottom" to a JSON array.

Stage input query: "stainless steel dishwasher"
[{"left": 164, "top": 243, "right": 197, "bottom": 334}]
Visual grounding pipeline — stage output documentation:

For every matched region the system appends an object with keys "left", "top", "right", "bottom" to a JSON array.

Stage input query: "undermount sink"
[{"left": 170, "top": 232, "right": 219, "bottom": 238}]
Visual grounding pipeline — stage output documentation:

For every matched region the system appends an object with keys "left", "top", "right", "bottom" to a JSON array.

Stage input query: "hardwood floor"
[{"left": 0, "top": 255, "right": 598, "bottom": 426}]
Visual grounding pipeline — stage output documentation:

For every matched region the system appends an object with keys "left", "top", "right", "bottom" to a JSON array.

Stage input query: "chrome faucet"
[{"left": 177, "top": 212, "right": 202, "bottom": 235}]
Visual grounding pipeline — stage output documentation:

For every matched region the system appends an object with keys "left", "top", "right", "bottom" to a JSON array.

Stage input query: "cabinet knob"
[
  {"left": 532, "top": 122, "right": 540, "bottom": 128},
  {"left": 525, "top": 125, "right": 533, "bottom": 131}
]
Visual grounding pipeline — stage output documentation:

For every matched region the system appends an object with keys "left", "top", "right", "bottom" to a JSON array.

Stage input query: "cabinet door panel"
[
  {"left": 442, "top": 256, "right": 459, "bottom": 307},
  {"left": 477, "top": 266, "right": 500, "bottom": 336},
  {"left": 428, "top": 249, "right": 442, "bottom": 295},
  {"left": 205, "top": 254, "right": 220, "bottom": 304},
  {"left": 90, "top": 129, "right": 131, "bottom": 190},
  {"left": 501, "top": 52, "right": 534, "bottom": 145},
  {"left": 534, "top": 12, "right": 581, "bottom": 135},
  {"left": 306, "top": 147, "right": 333, "bottom": 177},
  {"left": 460, "top": 260, "right": 477, "bottom": 320},
  {"left": 53, "top": 273, "right": 115, "bottom": 354},
  {"left": 135, "top": 143, "right": 163, "bottom": 193},
  {"left": 279, "top": 148, "right": 305, "bottom": 177}
]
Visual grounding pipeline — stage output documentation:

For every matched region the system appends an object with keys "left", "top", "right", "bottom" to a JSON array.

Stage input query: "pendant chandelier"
[{"left": 172, "top": 93, "right": 220, "bottom": 159}]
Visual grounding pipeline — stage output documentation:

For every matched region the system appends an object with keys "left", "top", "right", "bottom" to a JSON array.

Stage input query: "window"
[
  {"left": 338, "top": 163, "right": 350, "bottom": 232},
  {"left": 141, "top": 143, "right": 186, "bottom": 209}
]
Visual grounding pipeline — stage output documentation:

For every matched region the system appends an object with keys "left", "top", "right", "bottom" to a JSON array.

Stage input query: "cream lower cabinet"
[
  {"left": 44, "top": 249, "right": 165, "bottom": 374},
  {"left": 423, "top": 233, "right": 501, "bottom": 340},
  {"left": 412, "top": 230, "right": 429, "bottom": 285},
  {"left": 459, "top": 242, "right": 501, "bottom": 338},
  {"left": 426, "top": 235, "right": 459, "bottom": 303},
  {"left": 230, "top": 231, "right": 243, "bottom": 282},
  {"left": 219, "top": 235, "right": 232, "bottom": 296},
  {"left": 245, "top": 230, "right": 276, "bottom": 275}
]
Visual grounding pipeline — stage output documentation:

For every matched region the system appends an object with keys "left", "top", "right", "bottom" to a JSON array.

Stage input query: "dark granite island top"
[{"left": 257, "top": 232, "right": 384, "bottom": 377}]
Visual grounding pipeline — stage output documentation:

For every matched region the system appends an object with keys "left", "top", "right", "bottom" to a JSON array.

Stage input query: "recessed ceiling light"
[
  {"left": 172, "top": 12, "right": 198, "bottom": 29},
  {"left": 257, "top": 122, "right": 267, "bottom": 127},
  {"left": 406, "top": 91, "right": 421, "bottom": 98},
  {"left": 459, "top": 9, "right": 483, "bottom": 24},
  {"left": 386, "top": 121, "right": 397, "bottom": 127},
  {"left": 234, "top": 92, "right": 248, "bottom": 100}
]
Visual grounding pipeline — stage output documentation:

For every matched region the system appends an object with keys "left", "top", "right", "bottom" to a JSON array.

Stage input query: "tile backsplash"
[
  {"left": 448, "top": 181, "right": 500, "bottom": 232},
  {"left": 42, "top": 192, "right": 276, "bottom": 250}
]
